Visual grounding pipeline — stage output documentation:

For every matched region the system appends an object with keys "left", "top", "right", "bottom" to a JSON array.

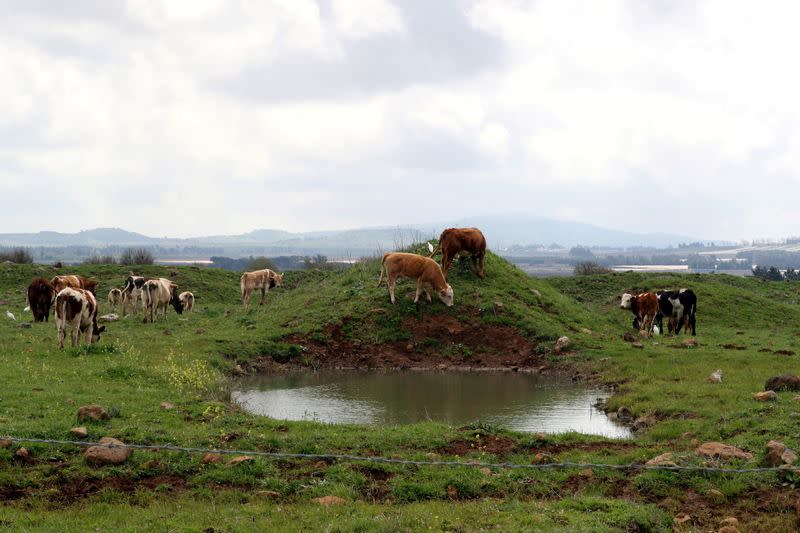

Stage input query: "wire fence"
[{"left": 2, "top": 436, "right": 792, "bottom": 474}]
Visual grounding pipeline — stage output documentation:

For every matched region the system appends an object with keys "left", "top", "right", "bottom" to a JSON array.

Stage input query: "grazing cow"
[
  {"left": 121, "top": 274, "right": 148, "bottom": 316},
  {"left": 428, "top": 227, "right": 487, "bottom": 279},
  {"left": 51, "top": 275, "right": 98, "bottom": 295},
  {"left": 55, "top": 287, "right": 105, "bottom": 348},
  {"left": 377, "top": 252, "right": 454, "bottom": 306},
  {"left": 620, "top": 292, "right": 659, "bottom": 336},
  {"left": 141, "top": 278, "right": 183, "bottom": 323},
  {"left": 26, "top": 278, "right": 56, "bottom": 322},
  {"left": 240, "top": 269, "right": 284, "bottom": 309},
  {"left": 656, "top": 289, "right": 697, "bottom": 335},
  {"left": 107, "top": 288, "right": 123, "bottom": 310},
  {"left": 179, "top": 291, "right": 194, "bottom": 312}
]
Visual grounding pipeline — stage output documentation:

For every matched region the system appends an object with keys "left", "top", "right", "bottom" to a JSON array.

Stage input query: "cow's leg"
[
  {"left": 423, "top": 286, "right": 432, "bottom": 303},
  {"left": 477, "top": 252, "right": 485, "bottom": 278},
  {"left": 242, "top": 288, "right": 250, "bottom": 309},
  {"left": 57, "top": 325, "right": 66, "bottom": 349},
  {"left": 442, "top": 252, "right": 453, "bottom": 279},
  {"left": 71, "top": 320, "right": 81, "bottom": 346},
  {"left": 84, "top": 324, "right": 93, "bottom": 344},
  {"left": 414, "top": 283, "right": 422, "bottom": 304},
  {"left": 690, "top": 314, "right": 696, "bottom": 335},
  {"left": 388, "top": 274, "right": 397, "bottom": 304},
  {"left": 674, "top": 310, "right": 684, "bottom": 334},
  {"left": 259, "top": 287, "right": 266, "bottom": 305}
]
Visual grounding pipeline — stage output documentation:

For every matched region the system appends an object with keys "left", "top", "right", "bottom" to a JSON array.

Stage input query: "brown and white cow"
[
  {"left": 26, "top": 278, "right": 55, "bottom": 322},
  {"left": 141, "top": 278, "right": 183, "bottom": 323},
  {"left": 121, "top": 274, "right": 148, "bottom": 316},
  {"left": 240, "top": 269, "right": 284, "bottom": 309},
  {"left": 377, "top": 252, "right": 454, "bottom": 306},
  {"left": 107, "top": 288, "right": 123, "bottom": 311},
  {"left": 428, "top": 227, "right": 487, "bottom": 279},
  {"left": 620, "top": 292, "right": 659, "bottom": 337},
  {"left": 51, "top": 275, "right": 98, "bottom": 296},
  {"left": 179, "top": 291, "right": 194, "bottom": 312},
  {"left": 55, "top": 287, "right": 105, "bottom": 348}
]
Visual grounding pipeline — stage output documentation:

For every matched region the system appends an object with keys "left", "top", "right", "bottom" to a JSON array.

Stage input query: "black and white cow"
[
  {"left": 655, "top": 289, "right": 697, "bottom": 335},
  {"left": 121, "top": 274, "right": 148, "bottom": 317}
]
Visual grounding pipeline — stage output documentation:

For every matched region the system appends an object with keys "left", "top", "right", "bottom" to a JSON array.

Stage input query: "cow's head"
[
  {"left": 438, "top": 284, "right": 454, "bottom": 307},
  {"left": 51, "top": 276, "right": 68, "bottom": 293},
  {"left": 169, "top": 286, "right": 184, "bottom": 314},
  {"left": 620, "top": 293, "right": 634, "bottom": 309},
  {"left": 91, "top": 321, "right": 106, "bottom": 344},
  {"left": 270, "top": 272, "right": 284, "bottom": 288}
]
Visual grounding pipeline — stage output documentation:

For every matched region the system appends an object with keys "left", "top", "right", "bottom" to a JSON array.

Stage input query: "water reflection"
[{"left": 232, "top": 371, "right": 630, "bottom": 438}]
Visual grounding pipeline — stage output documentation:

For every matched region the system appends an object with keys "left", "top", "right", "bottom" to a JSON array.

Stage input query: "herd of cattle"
[{"left": 15, "top": 226, "right": 696, "bottom": 348}]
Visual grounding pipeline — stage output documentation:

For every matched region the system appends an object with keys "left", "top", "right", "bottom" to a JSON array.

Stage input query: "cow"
[
  {"left": 141, "top": 278, "right": 183, "bottom": 323},
  {"left": 655, "top": 289, "right": 697, "bottom": 335},
  {"left": 179, "top": 291, "right": 195, "bottom": 312},
  {"left": 121, "top": 274, "right": 148, "bottom": 316},
  {"left": 620, "top": 292, "right": 659, "bottom": 337},
  {"left": 51, "top": 275, "right": 98, "bottom": 295},
  {"left": 240, "top": 269, "right": 284, "bottom": 309},
  {"left": 26, "top": 278, "right": 55, "bottom": 322},
  {"left": 107, "top": 288, "right": 123, "bottom": 311},
  {"left": 377, "top": 252, "right": 454, "bottom": 307},
  {"left": 55, "top": 287, "right": 105, "bottom": 348},
  {"left": 428, "top": 227, "right": 487, "bottom": 279}
]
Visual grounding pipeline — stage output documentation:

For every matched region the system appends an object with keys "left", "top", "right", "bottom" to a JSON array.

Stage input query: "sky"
[{"left": 1, "top": 0, "right": 800, "bottom": 241}]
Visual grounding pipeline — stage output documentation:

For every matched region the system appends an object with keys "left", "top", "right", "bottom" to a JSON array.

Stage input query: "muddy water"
[{"left": 231, "top": 372, "right": 630, "bottom": 438}]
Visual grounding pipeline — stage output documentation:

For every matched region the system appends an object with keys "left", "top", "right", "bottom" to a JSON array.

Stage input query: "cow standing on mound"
[
  {"left": 51, "top": 275, "right": 98, "bottom": 295},
  {"left": 620, "top": 292, "right": 659, "bottom": 337},
  {"left": 121, "top": 274, "right": 148, "bottom": 316},
  {"left": 55, "top": 287, "right": 105, "bottom": 348},
  {"left": 141, "top": 278, "right": 183, "bottom": 323},
  {"left": 377, "top": 252, "right": 454, "bottom": 307},
  {"left": 428, "top": 227, "right": 487, "bottom": 279},
  {"left": 656, "top": 289, "right": 697, "bottom": 335},
  {"left": 27, "top": 278, "right": 55, "bottom": 322},
  {"left": 240, "top": 269, "right": 283, "bottom": 310}
]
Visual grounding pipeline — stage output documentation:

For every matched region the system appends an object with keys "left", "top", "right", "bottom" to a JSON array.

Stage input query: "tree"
[
  {"left": 83, "top": 255, "right": 117, "bottom": 265},
  {"left": 573, "top": 261, "right": 612, "bottom": 275},
  {"left": 0, "top": 247, "right": 33, "bottom": 263},
  {"left": 119, "top": 248, "right": 154, "bottom": 266},
  {"left": 247, "top": 256, "right": 276, "bottom": 271}
]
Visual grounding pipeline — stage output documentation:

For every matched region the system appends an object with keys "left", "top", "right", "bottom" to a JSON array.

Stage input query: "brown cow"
[
  {"left": 620, "top": 292, "right": 659, "bottom": 337},
  {"left": 26, "top": 278, "right": 55, "bottom": 322},
  {"left": 51, "top": 275, "right": 98, "bottom": 295},
  {"left": 240, "top": 269, "right": 284, "bottom": 309},
  {"left": 428, "top": 227, "right": 487, "bottom": 279},
  {"left": 55, "top": 287, "right": 105, "bottom": 348},
  {"left": 141, "top": 278, "right": 183, "bottom": 323},
  {"left": 377, "top": 252, "right": 454, "bottom": 306}
]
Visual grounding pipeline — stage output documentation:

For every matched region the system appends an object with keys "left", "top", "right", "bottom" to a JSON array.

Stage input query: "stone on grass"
[
  {"left": 632, "top": 414, "right": 658, "bottom": 431},
  {"left": 720, "top": 517, "right": 739, "bottom": 527},
  {"left": 226, "top": 455, "right": 254, "bottom": 466},
  {"left": 70, "top": 427, "right": 88, "bottom": 438},
  {"left": 314, "top": 495, "right": 346, "bottom": 506},
  {"left": 85, "top": 437, "right": 131, "bottom": 465},
  {"left": 754, "top": 390, "right": 777, "bottom": 402},
  {"left": 616, "top": 406, "right": 633, "bottom": 421},
  {"left": 673, "top": 513, "right": 691, "bottom": 525},
  {"left": 765, "top": 374, "right": 800, "bottom": 391},
  {"left": 682, "top": 339, "right": 698, "bottom": 347},
  {"left": 0, "top": 438, "right": 11, "bottom": 448},
  {"left": 554, "top": 336, "right": 570, "bottom": 353},
  {"left": 622, "top": 332, "right": 636, "bottom": 342},
  {"left": 14, "top": 447, "right": 30, "bottom": 459},
  {"left": 77, "top": 404, "right": 109, "bottom": 422},
  {"left": 645, "top": 452, "right": 676, "bottom": 467},
  {"left": 97, "top": 314, "right": 119, "bottom": 323},
  {"left": 717, "top": 527, "right": 741, "bottom": 533},
  {"left": 201, "top": 453, "right": 223, "bottom": 464},
  {"left": 256, "top": 490, "right": 280, "bottom": 498},
  {"left": 494, "top": 301, "right": 504, "bottom": 313},
  {"left": 631, "top": 341, "right": 644, "bottom": 349},
  {"left": 696, "top": 442, "right": 753, "bottom": 460},
  {"left": 159, "top": 402, "right": 174, "bottom": 410},
  {"left": 707, "top": 369, "right": 723, "bottom": 383}
]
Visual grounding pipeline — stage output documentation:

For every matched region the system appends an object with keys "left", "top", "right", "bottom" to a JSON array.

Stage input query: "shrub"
[
  {"left": 0, "top": 247, "right": 33, "bottom": 264},
  {"left": 119, "top": 248, "right": 154, "bottom": 265},
  {"left": 83, "top": 255, "right": 117, "bottom": 265},
  {"left": 247, "top": 256, "right": 276, "bottom": 271},
  {"left": 573, "top": 261, "right": 612, "bottom": 275}
]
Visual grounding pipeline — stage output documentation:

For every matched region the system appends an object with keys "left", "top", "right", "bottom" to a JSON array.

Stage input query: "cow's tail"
[
  {"left": 427, "top": 241, "right": 442, "bottom": 258},
  {"left": 240, "top": 274, "right": 246, "bottom": 294},
  {"left": 377, "top": 253, "right": 390, "bottom": 288}
]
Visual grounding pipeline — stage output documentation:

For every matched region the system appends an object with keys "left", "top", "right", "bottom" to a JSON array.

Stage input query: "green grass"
[{"left": 1, "top": 257, "right": 800, "bottom": 530}]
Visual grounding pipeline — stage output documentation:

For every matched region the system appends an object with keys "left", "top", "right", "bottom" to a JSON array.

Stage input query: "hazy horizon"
[{"left": 3, "top": 1, "right": 800, "bottom": 241}]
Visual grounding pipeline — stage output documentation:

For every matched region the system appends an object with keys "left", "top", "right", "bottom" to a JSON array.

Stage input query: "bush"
[
  {"left": 83, "top": 255, "right": 117, "bottom": 265},
  {"left": 119, "top": 248, "right": 154, "bottom": 266},
  {"left": 752, "top": 265, "right": 784, "bottom": 281},
  {"left": 0, "top": 247, "right": 33, "bottom": 264},
  {"left": 247, "top": 256, "right": 276, "bottom": 271},
  {"left": 573, "top": 261, "right": 612, "bottom": 275}
]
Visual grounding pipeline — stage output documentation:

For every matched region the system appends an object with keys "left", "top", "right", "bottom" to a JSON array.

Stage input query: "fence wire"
[{"left": 2, "top": 436, "right": 791, "bottom": 474}]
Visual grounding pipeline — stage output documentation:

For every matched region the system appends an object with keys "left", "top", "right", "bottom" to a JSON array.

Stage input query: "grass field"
[{"left": 1, "top": 251, "right": 799, "bottom": 532}]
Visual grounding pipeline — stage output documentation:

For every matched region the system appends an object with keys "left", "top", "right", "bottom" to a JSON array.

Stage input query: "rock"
[
  {"left": 696, "top": 442, "right": 753, "bottom": 460},
  {"left": 719, "top": 518, "right": 738, "bottom": 527},
  {"left": 578, "top": 468, "right": 594, "bottom": 478},
  {"left": 256, "top": 490, "right": 281, "bottom": 498},
  {"left": 754, "top": 390, "right": 778, "bottom": 401},
  {"left": 201, "top": 453, "right": 223, "bottom": 464},
  {"left": 494, "top": 301, "right": 504, "bottom": 313},
  {"left": 194, "top": 328, "right": 206, "bottom": 335},
  {"left": 631, "top": 341, "right": 644, "bottom": 349},
  {"left": 84, "top": 437, "right": 131, "bottom": 465},
  {"left": 645, "top": 452, "right": 676, "bottom": 467},
  {"left": 707, "top": 489, "right": 724, "bottom": 500},
  {"left": 425, "top": 452, "right": 441, "bottom": 460},
  {"left": 18, "top": 323, "right": 31, "bottom": 329},
  {"left": 622, "top": 332, "right": 636, "bottom": 342},
  {"left": 479, "top": 467, "right": 492, "bottom": 476},
  {"left": 783, "top": 448, "right": 799, "bottom": 465},
  {"left": 405, "top": 343, "right": 414, "bottom": 352},
  {"left": 226, "top": 455, "right": 255, "bottom": 466},
  {"left": 765, "top": 374, "right": 800, "bottom": 391},
  {"left": 681, "top": 432, "right": 695, "bottom": 439},
  {"left": 682, "top": 339, "right": 698, "bottom": 347},
  {"left": 97, "top": 314, "right": 119, "bottom": 323},
  {"left": 673, "top": 513, "right": 691, "bottom": 525},
  {"left": 70, "top": 426, "right": 88, "bottom": 438},
  {"left": 77, "top": 404, "right": 109, "bottom": 422},
  {"left": 314, "top": 495, "right": 346, "bottom": 506},
  {"left": 142, "top": 460, "right": 164, "bottom": 470},
  {"left": 530, "top": 289, "right": 541, "bottom": 297},
  {"left": 531, "top": 453, "right": 555, "bottom": 464},
  {"left": 766, "top": 440, "right": 786, "bottom": 466},
  {"left": 159, "top": 402, "right": 174, "bottom": 410},
  {"left": 718, "top": 527, "right": 741, "bottom": 533},
  {"left": 632, "top": 414, "right": 658, "bottom": 431},
  {"left": 14, "top": 447, "right": 30, "bottom": 459},
  {"left": 617, "top": 406, "right": 633, "bottom": 421},
  {"left": 447, "top": 485, "right": 459, "bottom": 499},
  {"left": 554, "top": 336, "right": 571, "bottom": 353},
  {"left": 0, "top": 438, "right": 11, "bottom": 448},
  {"left": 707, "top": 369, "right": 723, "bottom": 383},
  {"left": 580, "top": 328, "right": 593, "bottom": 335}
]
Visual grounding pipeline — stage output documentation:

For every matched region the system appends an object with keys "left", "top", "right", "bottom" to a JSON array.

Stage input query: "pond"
[{"left": 231, "top": 371, "right": 630, "bottom": 438}]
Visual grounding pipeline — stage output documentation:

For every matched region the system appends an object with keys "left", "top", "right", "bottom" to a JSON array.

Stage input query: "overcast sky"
[{"left": 1, "top": 0, "right": 799, "bottom": 240}]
